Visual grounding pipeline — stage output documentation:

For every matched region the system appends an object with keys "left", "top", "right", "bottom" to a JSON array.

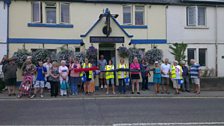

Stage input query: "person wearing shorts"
[
  {"left": 153, "top": 61, "right": 162, "bottom": 94},
  {"left": 31, "top": 61, "right": 47, "bottom": 98},
  {"left": 105, "top": 60, "right": 115, "bottom": 95},
  {"left": 2, "top": 57, "right": 17, "bottom": 96},
  {"left": 98, "top": 55, "right": 107, "bottom": 89},
  {"left": 190, "top": 59, "right": 201, "bottom": 94},
  {"left": 161, "top": 58, "right": 171, "bottom": 94},
  {"left": 170, "top": 61, "right": 183, "bottom": 94}
]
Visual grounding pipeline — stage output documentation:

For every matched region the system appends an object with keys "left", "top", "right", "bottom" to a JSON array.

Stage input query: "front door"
[{"left": 99, "top": 44, "right": 116, "bottom": 65}]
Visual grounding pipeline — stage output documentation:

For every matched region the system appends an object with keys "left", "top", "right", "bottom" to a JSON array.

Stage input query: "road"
[{"left": 0, "top": 97, "right": 224, "bottom": 125}]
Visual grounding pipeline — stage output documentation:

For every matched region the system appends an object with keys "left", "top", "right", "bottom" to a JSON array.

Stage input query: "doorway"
[{"left": 99, "top": 44, "right": 116, "bottom": 65}]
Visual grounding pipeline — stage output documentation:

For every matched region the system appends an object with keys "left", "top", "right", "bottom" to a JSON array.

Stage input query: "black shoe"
[
  {"left": 137, "top": 92, "right": 140, "bottom": 94},
  {"left": 8, "top": 94, "right": 11, "bottom": 96},
  {"left": 131, "top": 92, "right": 134, "bottom": 94}
]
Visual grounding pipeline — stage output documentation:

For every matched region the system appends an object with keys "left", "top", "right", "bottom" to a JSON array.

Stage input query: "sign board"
[{"left": 90, "top": 36, "right": 124, "bottom": 43}]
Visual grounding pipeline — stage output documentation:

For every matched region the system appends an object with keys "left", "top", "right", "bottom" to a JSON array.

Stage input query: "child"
[
  {"left": 30, "top": 61, "right": 47, "bottom": 98},
  {"left": 153, "top": 61, "right": 162, "bottom": 94},
  {"left": 59, "top": 60, "right": 69, "bottom": 96},
  {"left": 105, "top": 60, "right": 115, "bottom": 95}
]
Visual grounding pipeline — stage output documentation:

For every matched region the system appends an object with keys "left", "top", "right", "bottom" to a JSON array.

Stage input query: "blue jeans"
[
  {"left": 118, "top": 79, "right": 126, "bottom": 94},
  {"left": 70, "top": 77, "right": 80, "bottom": 94}
]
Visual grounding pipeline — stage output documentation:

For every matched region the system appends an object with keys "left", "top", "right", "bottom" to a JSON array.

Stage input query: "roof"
[
  {"left": 9, "top": 0, "right": 224, "bottom": 5},
  {"left": 57, "top": 0, "right": 224, "bottom": 5}
]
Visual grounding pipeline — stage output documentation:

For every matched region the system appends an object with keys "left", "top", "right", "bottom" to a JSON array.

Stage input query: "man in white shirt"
[
  {"left": 43, "top": 58, "right": 52, "bottom": 89},
  {"left": 161, "top": 58, "right": 170, "bottom": 94}
]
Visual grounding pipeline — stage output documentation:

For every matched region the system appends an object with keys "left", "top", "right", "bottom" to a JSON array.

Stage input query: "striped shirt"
[{"left": 190, "top": 64, "right": 200, "bottom": 79}]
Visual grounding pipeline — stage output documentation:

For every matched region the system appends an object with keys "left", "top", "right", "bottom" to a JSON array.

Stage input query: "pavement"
[{"left": 1, "top": 87, "right": 224, "bottom": 100}]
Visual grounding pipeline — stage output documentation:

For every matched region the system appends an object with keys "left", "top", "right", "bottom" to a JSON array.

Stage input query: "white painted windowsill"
[{"left": 184, "top": 26, "right": 209, "bottom": 29}]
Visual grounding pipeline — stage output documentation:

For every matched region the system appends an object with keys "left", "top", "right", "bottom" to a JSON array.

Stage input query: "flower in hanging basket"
[
  {"left": 117, "top": 46, "right": 129, "bottom": 58},
  {"left": 144, "top": 48, "right": 163, "bottom": 64},
  {"left": 32, "top": 49, "right": 51, "bottom": 65},
  {"left": 128, "top": 48, "right": 142, "bottom": 63},
  {"left": 13, "top": 49, "right": 31, "bottom": 68},
  {"left": 86, "top": 46, "right": 97, "bottom": 65}
]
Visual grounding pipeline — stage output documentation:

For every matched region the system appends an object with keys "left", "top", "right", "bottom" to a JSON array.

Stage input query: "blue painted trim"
[
  {"left": 111, "top": 16, "right": 133, "bottom": 38},
  {"left": 121, "top": 25, "right": 148, "bottom": 29},
  {"left": 130, "top": 39, "right": 167, "bottom": 44},
  {"left": 27, "top": 23, "right": 74, "bottom": 28},
  {"left": 80, "top": 18, "right": 101, "bottom": 37},
  {"left": 8, "top": 38, "right": 83, "bottom": 44}
]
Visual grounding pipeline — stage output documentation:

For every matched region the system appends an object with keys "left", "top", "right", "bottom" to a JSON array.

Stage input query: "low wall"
[{"left": 200, "top": 77, "right": 224, "bottom": 91}]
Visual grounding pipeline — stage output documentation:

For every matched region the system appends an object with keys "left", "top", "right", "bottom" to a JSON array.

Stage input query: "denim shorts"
[{"left": 106, "top": 78, "right": 114, "bottom": 85}]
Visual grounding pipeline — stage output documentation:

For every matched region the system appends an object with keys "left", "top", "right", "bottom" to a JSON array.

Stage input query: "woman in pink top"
[
  {"left": 130, "top": 57, "right": 141, "bottom": 94},
  {"left": 69, "top": 57, "right": 81, "bottom": 95}
]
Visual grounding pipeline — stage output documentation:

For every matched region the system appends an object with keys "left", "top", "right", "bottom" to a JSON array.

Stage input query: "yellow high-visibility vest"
[
  {"left": 170, "top": 65, "right": 176, "bottom": 79},
  {"left": 105, "top": 65, "right": 114, "bottom": 80},
  {"left": 117, "top": 64, "right": 128, "bottom": 79},
  {"left": 80, "top": 63, "right": 92, "bottom": 79}
]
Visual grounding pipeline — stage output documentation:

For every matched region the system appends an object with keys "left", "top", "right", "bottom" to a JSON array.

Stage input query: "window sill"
[
  {"left": 184, "top": 26, "right": 209, "bottom": 29},
  {"left": 121, "top": 25, "right": 148, "bottom": 29},
  {"left": 27, "top": 23, "right": 74, "bottom": 28}
]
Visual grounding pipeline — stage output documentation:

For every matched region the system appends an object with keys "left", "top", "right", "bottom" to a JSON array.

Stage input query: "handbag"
[
  {"left": 81, "top": 74, "right": 87, "bottom": 83},
  {"left": 178, "top": 79, "right": 184, "bottom": 85},
  {"left": 125, "top": 77, "right": 130, "bottom": 86}
]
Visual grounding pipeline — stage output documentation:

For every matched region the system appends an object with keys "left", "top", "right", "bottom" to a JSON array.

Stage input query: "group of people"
[{"left": 0, "top": 54, "right": 201, "bottom": 98}]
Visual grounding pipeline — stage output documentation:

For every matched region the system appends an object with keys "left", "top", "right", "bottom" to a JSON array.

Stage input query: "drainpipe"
[
  {"left": 215, "top": 5, "right": 218, "bottom": 77},
  {"left": 5, "top": 0, "right": 11, "bottom": 57}
]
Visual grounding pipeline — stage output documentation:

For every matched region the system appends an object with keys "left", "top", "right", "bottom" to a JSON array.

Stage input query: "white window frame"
[
  {"left": 60, "top": 2, "right": 70, "bottom": 24},
  {"left": 45, "top": 2, "right": 57, "bottom": 24},
  {"left": 135, "top": 5, "right": 145, "bottom": 25},
  {"left": 187, "top": 6, "right": 206, "bottom": 27},
  {"left": 123, "top": 5, "right": 133, "bottom": 25},
  {"left": 32, "top": 1, "right": 42, "bottom": 23}
]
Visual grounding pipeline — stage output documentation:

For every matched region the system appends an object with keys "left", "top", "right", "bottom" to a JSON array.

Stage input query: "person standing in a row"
[
  {"left": 82, "top": 58, "right": 93, "bottom": 94},
  {"left": 98, "top": 55, "right": 107, "bottom": 89},
  {"left": 105, "top": 60, "right": 115, "bottom": 95},
  {"left": 2, "top": 57, "right": 17, "bottom": 96},
  {"left": 130, "top": 57, "right": 141, "bottom": 94},
  {"left": 140, "top": 59, "right": 150, "bottom": 91},
  {"left": 117, "top": 58, "right": 128, "bottom": 94}
]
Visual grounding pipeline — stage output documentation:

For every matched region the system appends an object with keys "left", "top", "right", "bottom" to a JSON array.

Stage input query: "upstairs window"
[
  {"left": 123, "top": 5, "right": 132, "bottom": 25},
  {"left": 60, "top": 3, "right": 70, "bottom": 23},
  {"left": 135, "top": 6, "right": 144, "bottom": 25},
  {"left": 187, "top": 6, "right": 206, "bottom": 26},
  {"left": 45, "top": 2, "right": 57, "bottom": 23},
  {"left": 32, "top": 1, "right": 42, "bottom": 23}
]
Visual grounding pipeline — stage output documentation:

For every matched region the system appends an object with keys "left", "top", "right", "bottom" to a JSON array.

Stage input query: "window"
[
  {"left": 60, "top": 3, "right": 70, "bottom": 23},
  {"left": 135, "top": 6, "right": 144, "bottom": 25},
  {"left": 199, "top": 48, "right": 207, "bottom": 66},
  {"left": 45, "top": 2, "right": 57, "bottom": 23},
  {"left": 75, "top": 47, "right": 80, "bottom": 52},
  {"left": 187, "top": 6, "right": 206, "bottom": 26},
  {"left": 198, "top": 7, "right": 206, "bottom": 26},
  {"left": 187, "top": 48, "right": 196, "bottom": 65},
  {"left": 32, "top": 1, "right": 42, "bottom": 23},
  {"left": 123, "top": 5, "right": 132, "bottom": 25}
]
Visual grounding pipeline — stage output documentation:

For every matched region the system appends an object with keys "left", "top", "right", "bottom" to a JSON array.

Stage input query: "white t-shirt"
[
  {"left": 161, "top": 63, "right": 171, "bottom": 78},
  {"left": 175, "top": 65, "right": 183, "bottom": 79},
  {"left": 43, "top": 62, "right": 52, "bottom": 77},
  {"left": 59, "top": 66, "right": 69, "bottom": 79}
]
